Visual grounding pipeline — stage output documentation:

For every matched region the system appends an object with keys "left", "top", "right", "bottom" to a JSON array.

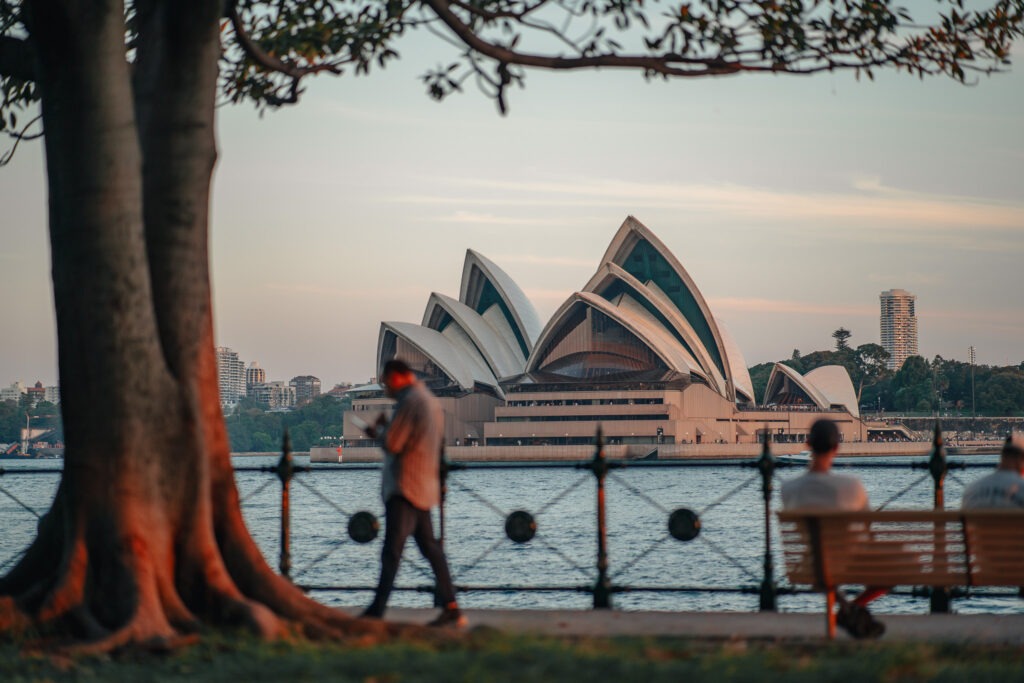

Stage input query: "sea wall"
[{"left": 309, "top": 440, "right": 945, "bottom": 463}]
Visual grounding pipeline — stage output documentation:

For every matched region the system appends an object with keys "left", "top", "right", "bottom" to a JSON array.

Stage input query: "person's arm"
[{"left": 383, "top": 398, "right": 422, "bottom": 456}]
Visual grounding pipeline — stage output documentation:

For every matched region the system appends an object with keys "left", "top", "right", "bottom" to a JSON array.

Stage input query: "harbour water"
[{"left": 1, "top": 452, "right": 1015, "bottom": 616}]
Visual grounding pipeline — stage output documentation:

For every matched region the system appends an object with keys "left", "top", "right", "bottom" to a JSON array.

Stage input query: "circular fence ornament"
[
  {"left": 668, "top": 508, "right": 701, "bottom": 542},
  {"left": 348, "top": 511, "right": 380, "bottom": 544},
  {"left": 505, "top": 510, "right": 537, "bottom": 544}
]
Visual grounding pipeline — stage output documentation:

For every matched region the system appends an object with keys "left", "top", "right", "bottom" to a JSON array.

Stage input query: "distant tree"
[
  {"left": 249, "top": 431, "right": 276, "bottom": 453},
  {"left": 3, "top": 0, "right": 1023, "bottom": 652},
  {"left": 832, "top": 327, "right": 852, "bottom": 352},
  {"left": 978, "top": 371, "right": 1024, "bottom": 416},
  {"left": 852, "top": 343, "right": 890, "bottom": 403}
]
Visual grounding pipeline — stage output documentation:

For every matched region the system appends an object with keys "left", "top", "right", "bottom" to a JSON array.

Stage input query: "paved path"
[{"left": 342, "top": 607, "right": 1024, "bottom": 644}]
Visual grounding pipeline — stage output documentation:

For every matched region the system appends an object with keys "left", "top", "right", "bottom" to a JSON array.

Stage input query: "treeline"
[
  {"left": 225, "top": 394, "right": 352, "bottom": 453},
  {"left": 749, "top": 329, "right": 1024, "bottom": 415},
  {"left": 0, "top": 399, "right": 63, "bottom": 444}
]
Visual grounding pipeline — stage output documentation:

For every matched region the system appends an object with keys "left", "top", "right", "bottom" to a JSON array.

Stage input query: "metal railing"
[{"left": 0, "top": 425, "right": 1016, "bottom": 613}]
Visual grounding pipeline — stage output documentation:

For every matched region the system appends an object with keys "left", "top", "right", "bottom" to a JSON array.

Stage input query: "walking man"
[
  {"left": 782, "top": 418, "right": 886, "bottom": 638},
  {"left": 361, "top": 359, "right": 466, "bottom": 627}
]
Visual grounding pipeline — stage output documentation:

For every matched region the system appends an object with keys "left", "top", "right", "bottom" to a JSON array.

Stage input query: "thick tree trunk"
[{"left": 0, "top": 0, "right": 394, "bottom": 650}]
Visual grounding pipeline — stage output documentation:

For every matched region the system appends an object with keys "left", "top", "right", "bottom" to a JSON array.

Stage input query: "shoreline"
[{"left": 288, "top": 441, "right": 1003, "bottom": 463}]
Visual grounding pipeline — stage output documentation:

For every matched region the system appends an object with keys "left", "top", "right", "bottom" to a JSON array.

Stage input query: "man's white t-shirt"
[
  {"left": 961, "top": 470, "right": 1024, "bottom": 509},
  {"left": 781, "top": 472, "right": 869, "bottom": 510}
]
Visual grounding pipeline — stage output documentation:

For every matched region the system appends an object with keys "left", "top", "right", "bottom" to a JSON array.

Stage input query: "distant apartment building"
[
  {"left": 290, "top": 375, "right": 321, "bottom": 406},
  {"left": 246, "top": 361, "right": 266, "bottom": 395},
  {"left": 880, "top": 289, "right": 918, "bottom": 371},
  {"left": 1, "top": 381, "right": 25, "bottom": 403},
  {"left": 249, "top": 381, "right": 296, "bottom": 410},
  {"left": 44, "top": 385, "right": 61, "bottom": 404},
  {"left": 215, "top": 346, "right": 246, "bottom": 408}
]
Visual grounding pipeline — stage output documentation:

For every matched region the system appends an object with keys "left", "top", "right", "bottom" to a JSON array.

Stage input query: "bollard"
[
  {"left": 927, "top": 422, "right": 951, "bottom": 613},
  {"left": 591, "top": 427, "right": 612, "bottom": 609},
  {"left": 755, "top": 436, "right": 777, "bottom": 611},
  {"left": 277, "top": 429, "right": 294, "bottom": 580}
]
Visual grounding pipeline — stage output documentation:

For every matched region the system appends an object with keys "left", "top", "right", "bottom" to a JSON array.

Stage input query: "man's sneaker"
[
  {"left": 428, "top": 607, "right": 468, "bottom": 629},
  {"left": 837, "top": 603, "right": 885, "bottom": 639}
]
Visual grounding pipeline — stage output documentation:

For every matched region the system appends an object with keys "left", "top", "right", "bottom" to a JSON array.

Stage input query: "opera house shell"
[{"left": 343, "top": 217, "right": 867, "bottom": 455}]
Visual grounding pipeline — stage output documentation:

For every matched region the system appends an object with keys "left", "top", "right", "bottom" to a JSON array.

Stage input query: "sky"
[{"left": 2, "top": 26, "right": 1023, "bottom": 391}]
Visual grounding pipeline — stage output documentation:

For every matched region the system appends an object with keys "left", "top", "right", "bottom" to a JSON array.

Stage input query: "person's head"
[
  {"left": 380, "top": 358, "right": 416, "bottom": 398},
  {"left": 807, "top": 419, "right": 840, "bottom": 464},
  {"left": 999, "top": 432, "right": 1024, "bottom": 474}
]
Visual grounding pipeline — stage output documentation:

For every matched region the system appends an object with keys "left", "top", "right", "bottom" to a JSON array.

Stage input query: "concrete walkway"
[{"left": 342, "top": 607, "right": 1024, "bottom": 644}]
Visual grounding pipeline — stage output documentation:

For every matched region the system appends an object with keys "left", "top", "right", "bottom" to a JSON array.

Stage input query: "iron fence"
[{"left": 0, "top": 425, "right": 1018, "bottom": 614}]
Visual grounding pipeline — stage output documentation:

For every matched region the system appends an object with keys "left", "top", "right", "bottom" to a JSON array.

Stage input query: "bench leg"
[{"left": 825, "top": 590, "right": 836, "bottom": 639}]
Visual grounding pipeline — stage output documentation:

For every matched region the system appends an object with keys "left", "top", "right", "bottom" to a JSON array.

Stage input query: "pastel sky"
[{"left": 2, "top": 30, "right": 1022, "bottom": 391}]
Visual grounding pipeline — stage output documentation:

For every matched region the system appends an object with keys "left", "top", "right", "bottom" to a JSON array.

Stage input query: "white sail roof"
[
  {"left": 459, "top": 249, "right": 542, "bottom": 359},
  {"left": 527, "top": 292, "right": 696, "bottom": 377},
  {"left": 763, "top": 363, "right": 859, "bottom": 417},
  {"left": 377, "top": 321, "right": 503, "bottom": 398},
  {"left": 583, "top": 261, "right": 725, "bottom": 394},
  {"left": 422, "top": 292, "right": 525, "bottom": 380},
  {"left": 806, "top": 365, "right": 860, "bottom": 418}
]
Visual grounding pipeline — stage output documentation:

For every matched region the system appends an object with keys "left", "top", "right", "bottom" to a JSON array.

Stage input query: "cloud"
[
  {"left": 424, "top": 211, "right": 571, "bottom": 227},
  {"left": 393, "top": 175, "right": 1024, "bottom": 243},
  {"left": 494, "top": 254, "right": 596, "bottom": 268},
  {"left": 707, "top": 297, "right": 876, "bottom": 317},
  {"left": 264, "top": 283, "right": 427, "bottom": 299}
]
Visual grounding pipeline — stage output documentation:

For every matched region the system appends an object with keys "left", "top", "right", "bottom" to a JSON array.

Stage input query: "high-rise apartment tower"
[
  {"left": 215, "top": 346, "right": 246, "bottom": 408},
  {"left": 879, "top": 289, "right": 918, "bottom": 371}
]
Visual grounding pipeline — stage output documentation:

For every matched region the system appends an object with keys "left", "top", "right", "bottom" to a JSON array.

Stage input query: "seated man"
[
  {"left": 962, "top": 433, "right": 1024, "bottom": 509},
  {"left": 782, "top": 418, "right": 886, "bottom": 638}
]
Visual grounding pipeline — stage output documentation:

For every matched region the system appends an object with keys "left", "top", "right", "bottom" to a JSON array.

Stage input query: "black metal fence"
[{"left": 0, "top": 426, "right": 1016, "bottom": 613}]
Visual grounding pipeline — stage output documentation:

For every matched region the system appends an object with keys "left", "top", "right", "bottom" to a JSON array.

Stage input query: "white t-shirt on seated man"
[
  {"left": 782, "top": 471, "right": 869, "bottom": 510},
  {"left": 962, "top": 433, "right": 1024, "bottom": 509}
]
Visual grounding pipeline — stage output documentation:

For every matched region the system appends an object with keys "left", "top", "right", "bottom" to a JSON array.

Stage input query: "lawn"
[{"left": 3, "top": 630, "right": 1024, "bottom": 682}]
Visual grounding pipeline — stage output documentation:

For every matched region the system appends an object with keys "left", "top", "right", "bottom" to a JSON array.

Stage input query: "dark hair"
[
  {"left": 382, "top": 358, "right": 412, "bottom": 378},
  {"left": 1003, "top": 433, "right": 1024, "bottom": 459},
  {"left": 807, "top": 419, "right": 840, "bottom": 455}
]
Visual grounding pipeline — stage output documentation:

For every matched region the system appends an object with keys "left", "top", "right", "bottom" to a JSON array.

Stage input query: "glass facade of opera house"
[{"left": 342, "top": 217, "right": 900, "bottom": 457}]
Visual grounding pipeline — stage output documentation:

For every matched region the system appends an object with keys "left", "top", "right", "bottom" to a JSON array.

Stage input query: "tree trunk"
[{"left": 0, "top": 0, "right": 392, "bottom": 650}]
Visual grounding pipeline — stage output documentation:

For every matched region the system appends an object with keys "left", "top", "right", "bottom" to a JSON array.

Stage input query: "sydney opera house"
[{"left": 343, "top": 217, "right": 873, "bottom": 457}]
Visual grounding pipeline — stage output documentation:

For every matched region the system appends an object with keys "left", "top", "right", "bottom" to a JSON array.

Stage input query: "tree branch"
[
  {"left": 227, "top": 4, "right": 341, "bottom": 104},
  {"left": 423, "top": 0, "right": 758, "bottom": 76},
  {"left": 0, "top": 35, "right": 36, "bottom": 82}
]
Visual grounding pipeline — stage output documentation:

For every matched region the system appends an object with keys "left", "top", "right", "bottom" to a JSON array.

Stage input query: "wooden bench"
[{"left": 778, "top": 509, "right": 1024, "bottom": 638}]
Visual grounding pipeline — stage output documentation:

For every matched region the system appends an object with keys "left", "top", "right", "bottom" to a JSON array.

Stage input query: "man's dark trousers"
[{"left": 366, "top": 495, "right": 456, "bottom": 616}]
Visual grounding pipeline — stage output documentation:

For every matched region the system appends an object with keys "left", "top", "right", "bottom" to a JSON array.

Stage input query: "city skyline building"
[
  {"left": 215, "top": 346, "right": 246, "bottom": 408},
  {"left": 248, "top": 381, "right": 296, "bottom": 410},
  {"left": 880, "top": 289, "right": 918, "bottom": 371},
  {"left": 289, "top": 375, "right": 321, "bottom": 406},
  {"left": 246, "top": 361, "right": 266, "bottom": 395}
]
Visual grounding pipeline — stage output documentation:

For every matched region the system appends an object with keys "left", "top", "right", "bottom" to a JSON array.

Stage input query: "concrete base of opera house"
[{"left": 309, "top": 441, "right": 945, "bottom": 463}]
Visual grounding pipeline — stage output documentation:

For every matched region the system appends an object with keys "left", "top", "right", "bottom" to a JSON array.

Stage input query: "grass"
[{"left": 2, "top": 631, "right": 1024, "bottom": 682}]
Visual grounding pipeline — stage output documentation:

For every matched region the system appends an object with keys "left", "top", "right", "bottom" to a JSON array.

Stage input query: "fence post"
[
  {"left": 756, "top": 436, "right": 777, "bottom": 611},
  {"left": 591, "top": 427, "right": 612, "bottom": 609},
  {"left": 439, "top": 445, "right": 448, "bottom": 547},
  {"left": 436, "top": 445, "right": 449, "bottom": 607},
  {"left": 276, "top": 429, "right": 293, "bottom": 580},
  {"left": 927, "top": 422, "right": 951, "bottom": 613}
]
